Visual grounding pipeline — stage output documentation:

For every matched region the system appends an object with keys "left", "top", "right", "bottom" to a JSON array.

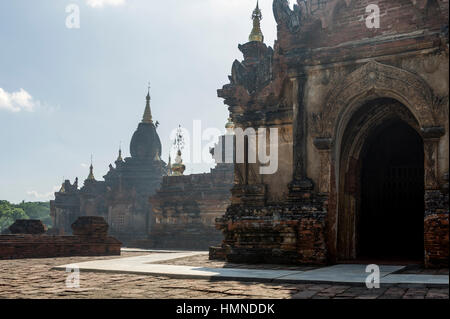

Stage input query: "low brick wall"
[
  {"left": 0, "top": 235, "right": 121, "bottom": 260},
  {"left": 0, "top": 216, "right": 121, "bottom": 260}
]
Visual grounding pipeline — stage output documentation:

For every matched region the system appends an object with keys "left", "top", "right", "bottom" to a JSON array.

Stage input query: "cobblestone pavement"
[{"left": 0, "top": 253, "right": 448, "bottom": 299}]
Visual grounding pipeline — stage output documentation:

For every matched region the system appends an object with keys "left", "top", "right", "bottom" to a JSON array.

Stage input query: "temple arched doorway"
[
  {"left": 337, "top": 98, "right": 425, "bottom": 261},
  {"left": 359, "top": 120, "right": 424, "bottom": 260}
]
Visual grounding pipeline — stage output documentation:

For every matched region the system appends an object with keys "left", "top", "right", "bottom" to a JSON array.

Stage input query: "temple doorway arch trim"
[{"left": 310, "top": 60, "right": 445, "bottom": 262}]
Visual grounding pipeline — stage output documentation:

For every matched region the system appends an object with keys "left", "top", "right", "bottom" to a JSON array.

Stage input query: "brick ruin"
[
  {"left": 212, "top": 0, "right": 449, "bottom": 268},
  {"left": 0, "top": 217, "right": 121, "bottom": 259}
]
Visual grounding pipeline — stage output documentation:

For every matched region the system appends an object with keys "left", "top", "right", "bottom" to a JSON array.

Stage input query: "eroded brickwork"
[
  {"left": 0, "top": 217, "right": 121, "bottom": 260},
  {"left": 9, "top": 220, "right": 47, "bottom": 235},
  {"left": 425, "top": 213, "right": 449, "bottom": 268},
  {"left": 215, "top": 200, "right": 327, "bottom": 265},
  {"left": 424, "top": 175, "right": 449, "bottom": 268},
  {"left": 148, "top": 164, "right": 233, "bottom": 250}
]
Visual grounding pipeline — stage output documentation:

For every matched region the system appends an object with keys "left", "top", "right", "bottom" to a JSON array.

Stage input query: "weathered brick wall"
[
  {"left": 297, "top": 216, "right": 327, "bottom": 264},
  {"left": 424, "top": 188, "right": 449, "bottom": 268},
  {"left": 214, "top": 202, "right": 328, "bottom": 265},
  {"left": 424, "top": 213, "right": 449, "bottom": 268},
  {"left": 147, "top": 164, "right": 233, "bottom": 250},
  {"left": 277, "top": 0, "right": 448, "bottom": 50},
  {"left": 0, "top": 217, "right": 121, "bottom": 260},
  {"left": 0, "top": 235, "right": 121, "bottom": 260}
]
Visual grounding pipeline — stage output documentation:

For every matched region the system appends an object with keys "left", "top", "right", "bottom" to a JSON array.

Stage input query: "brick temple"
[
  {"left": 212, "top": 0, "right": 449, "bottom": 268},
  {"left": 51, "top": 90, "right": 166, "bottom": 244},
  {"left": 50, "top": 90, "right": 233, "bottom": 249}
]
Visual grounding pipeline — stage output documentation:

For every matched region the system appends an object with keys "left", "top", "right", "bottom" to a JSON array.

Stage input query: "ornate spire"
[
  {"left": 249, "top": 1, "right": 264, "bottom": 43},
  {"left": 116, "top": 142, "right": 123, "bottom": 162},
  {"left": 142, "top": 83, "right": 153, "bottom": 124},
  {"left": 173, "top": 125, "right": 185, "bottom": 152},
  {"left": 130, "top": 84, "right": 162, "bottom": 160},
  {"left": 87, "top": 155, "right": 96, "bottom": 181}
]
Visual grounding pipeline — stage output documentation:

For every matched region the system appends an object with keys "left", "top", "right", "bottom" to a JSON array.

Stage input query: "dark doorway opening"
[{"left": 359, "top": 120, "right": 424, "bottom": 261}]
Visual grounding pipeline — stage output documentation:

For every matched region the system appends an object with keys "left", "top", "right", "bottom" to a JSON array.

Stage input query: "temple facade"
[{"left": 213, "top": 0, "right": 449, "bottom": 268}]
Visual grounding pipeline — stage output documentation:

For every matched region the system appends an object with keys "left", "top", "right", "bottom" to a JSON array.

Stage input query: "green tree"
[
  {"left": 0, "top": 201, "right": 28, "bottom": 232},
  {"left": 16, "top": 201, "right": 52, "bottom": 226},
  {"left": 0, "top": 200, "right": 52, "bottom": 233}
]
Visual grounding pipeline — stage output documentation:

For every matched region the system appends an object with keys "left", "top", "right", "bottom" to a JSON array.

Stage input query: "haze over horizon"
[{"left": 0, "top": 0, "right": 278, "bottom": 203}]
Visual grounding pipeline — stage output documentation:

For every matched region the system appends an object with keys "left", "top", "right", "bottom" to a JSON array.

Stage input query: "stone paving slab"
[
  {"left": 274, "top": 264, "right": 405, "bottom": 284},
  {"left": 55, "top": 263, "right": 299, "bottom": 282},
  {"left": 53, "top": 252, "right": 298, "bottom": 282},
  {"left": 53, "top": 253, "right": 449, "bottom": 286}
]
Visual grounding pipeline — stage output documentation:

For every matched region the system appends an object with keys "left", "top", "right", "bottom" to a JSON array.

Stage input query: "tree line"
[{"left": 0, "top": 200, "right": 51, "bottom": 233}]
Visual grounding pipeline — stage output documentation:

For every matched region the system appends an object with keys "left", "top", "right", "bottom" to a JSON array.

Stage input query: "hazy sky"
[{"left": 0, "top": 0, "right": 278, "bottom": 203}]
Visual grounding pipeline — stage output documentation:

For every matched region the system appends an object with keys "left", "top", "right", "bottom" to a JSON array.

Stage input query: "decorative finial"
[
  {"left": 225, "top": 116, "right": 235, "bottom": 132},
  {"left": 249, "top": 1, "right": 264, "bottom": 43},
  {"left": 142, "top": 82, "right": 153, "bottom": 124},
  {"left": 116, "top": 141, "right": 123, "bottom": 162},
  {"left": 173, "top": 125, "right": 185, "bottom": 152},
  {"left": 87, "top": 154, "right": 96, "bottom": 181},
  {"left": 171, "top": 125, "right": 186, "bottom": 176}
]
